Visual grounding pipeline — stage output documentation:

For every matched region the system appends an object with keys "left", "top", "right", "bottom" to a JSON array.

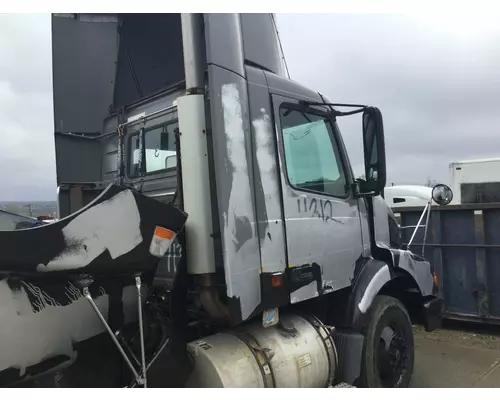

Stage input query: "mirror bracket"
[{"left": 352, "top": 180, "right": 377, "bottom": 198}]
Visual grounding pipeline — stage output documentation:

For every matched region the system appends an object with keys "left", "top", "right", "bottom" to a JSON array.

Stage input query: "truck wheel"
[{"left": 358, "top": 295, "right": 414, "bottom": 388}]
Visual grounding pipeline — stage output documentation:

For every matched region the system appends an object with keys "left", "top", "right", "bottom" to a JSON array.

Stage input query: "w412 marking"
[{"left": 297, "top": 197, "right": 333, "bottom": 223}]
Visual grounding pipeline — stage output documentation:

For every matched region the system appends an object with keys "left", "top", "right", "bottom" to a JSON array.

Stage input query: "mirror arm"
[
  {"left": 355, "top": 190, "right": 377, "bottom": 198},
  {"left": 299, "top": 99, "right": 367, "bottom": 117},
  {"left": 332, "top": 108, "right": 367, "bottom": 117}
]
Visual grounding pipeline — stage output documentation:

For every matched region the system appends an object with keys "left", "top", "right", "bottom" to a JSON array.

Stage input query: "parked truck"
[
  {"left": 385, "top": 158, "right": 500, "bottom": 208},
  {"left": 384, "top": 185, "right": 434, "bottom": 209},
  {"left": 1, "top": 13, "right": 449, "bottom": 388}
]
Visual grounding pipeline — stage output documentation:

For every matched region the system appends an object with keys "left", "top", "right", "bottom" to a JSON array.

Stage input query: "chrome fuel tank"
[{"left": 186, "top": 312, "right": 337, "bottom": 388}]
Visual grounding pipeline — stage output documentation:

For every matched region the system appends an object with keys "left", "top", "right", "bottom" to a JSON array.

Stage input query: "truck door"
[{"left": 272, "top": 95, "right": 364, "bottom": 303}]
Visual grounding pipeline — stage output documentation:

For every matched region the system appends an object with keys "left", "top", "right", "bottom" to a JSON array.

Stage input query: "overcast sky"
[{"left": 0, "top": 13, "right": 499, "bottom": 200}]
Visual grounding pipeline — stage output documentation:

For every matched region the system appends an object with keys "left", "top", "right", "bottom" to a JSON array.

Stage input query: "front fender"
[
  {"left": 347, "top": 258, "right": 391, "bottom": 328},
  {"left": 388, "top": 248, "right": 435, "bottom": 296},
  {"left": 374, "top": 242, "right": 436, "bottom": 296},
  {"left": 370, "top": 194, "right": 436, "bottom": 297},
  {"left": 345, "top": 254, "right": 435, "bottom": 329}
]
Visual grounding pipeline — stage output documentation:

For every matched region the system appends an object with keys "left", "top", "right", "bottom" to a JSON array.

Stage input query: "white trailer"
[{"left": 449, "top": 157, "right": 500, "bottom": 204}]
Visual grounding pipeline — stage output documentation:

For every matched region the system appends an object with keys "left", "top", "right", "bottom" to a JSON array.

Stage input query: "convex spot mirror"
[
  {"left": 432, "top": 184, "right": 453, "bottom": 206},
  {"left": 361, "top": 107, "right": 387, "bottom": 195}
]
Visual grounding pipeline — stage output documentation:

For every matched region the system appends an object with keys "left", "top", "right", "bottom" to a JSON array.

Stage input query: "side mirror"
[
  {"left": 361, "top": 107, "right": 387, "bottom": 196},
  {"left": 432, "top": 184, "right": 453, "bottom": 206}
]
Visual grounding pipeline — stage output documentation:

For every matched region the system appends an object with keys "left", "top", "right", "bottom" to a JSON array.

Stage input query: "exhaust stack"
[{"left": 178, "top": 13, "right": 215, "bottom": 276}]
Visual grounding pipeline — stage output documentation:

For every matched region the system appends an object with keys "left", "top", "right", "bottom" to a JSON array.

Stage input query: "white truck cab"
[{"left": 384, "top": 185, "right": 434, "bottom": 209}]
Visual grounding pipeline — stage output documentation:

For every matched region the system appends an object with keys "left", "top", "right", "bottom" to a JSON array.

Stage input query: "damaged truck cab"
[{"left": 44, "top": 13, "right": 443, "bottom": 388}]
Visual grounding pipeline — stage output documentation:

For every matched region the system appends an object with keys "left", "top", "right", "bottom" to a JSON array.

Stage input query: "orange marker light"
[
  {"left": 433, "top": 272, "right": 439, "bottom": 287},
  {"left": 154, "top": 226, "right": 175, "bottom": 240},
  {"left": 271, "top": 275, "right": 283, "bottom": 287},
  {"left": 149, "top": 226, "right": 176, "bottom": 258}
]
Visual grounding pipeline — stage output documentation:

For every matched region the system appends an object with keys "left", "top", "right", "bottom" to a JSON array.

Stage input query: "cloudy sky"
[
  {"left": 0, "top": 13, "right": 499, "bottom": 200},
  {"left": 277, "top": 13, "right": 500, "bottom": 185}
]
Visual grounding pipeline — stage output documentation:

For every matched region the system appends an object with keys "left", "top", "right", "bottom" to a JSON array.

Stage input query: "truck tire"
[{"left": 358, "top": 295, "right": 414, "bottom": 388}]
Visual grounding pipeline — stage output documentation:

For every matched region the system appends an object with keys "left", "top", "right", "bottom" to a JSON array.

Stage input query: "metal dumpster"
[{"left": 395, "top": 203, "right": 500, "bottom": 324}]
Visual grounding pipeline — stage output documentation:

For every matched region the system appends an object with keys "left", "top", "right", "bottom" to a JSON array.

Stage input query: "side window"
[
  {"left": 129, "top": 122, "right": 178, "bottom": 177},
  {"left": 280, "top": 107, "right": 348, "bottom": 197}
]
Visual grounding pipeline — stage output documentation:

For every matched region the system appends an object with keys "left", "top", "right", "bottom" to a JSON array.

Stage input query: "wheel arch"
[
  {"left": 334, "top": 258, "right": 426, "bottom": 330},
  {"left": 378, "top": 269, "right": 427, "bottom": 326}
]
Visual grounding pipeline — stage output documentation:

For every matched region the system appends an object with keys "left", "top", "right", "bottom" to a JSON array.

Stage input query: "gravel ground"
[
  {"left": 412, "top": 321, "right": 500, "bottom": 387},
  {"left": 413, "top": 322, "right": 500, "bottom": 350}
]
